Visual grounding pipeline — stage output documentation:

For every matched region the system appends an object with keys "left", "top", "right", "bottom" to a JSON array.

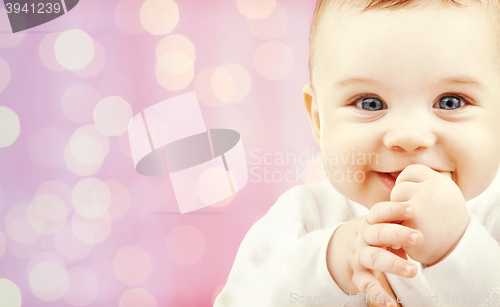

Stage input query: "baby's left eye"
[{"left": 434, "top": 96, "right": 465, "bottom": 110}]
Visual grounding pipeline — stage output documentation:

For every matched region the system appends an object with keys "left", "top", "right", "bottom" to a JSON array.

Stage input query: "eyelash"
[{"left": 347, "top": 93, "right": 473, "bottom": 109}]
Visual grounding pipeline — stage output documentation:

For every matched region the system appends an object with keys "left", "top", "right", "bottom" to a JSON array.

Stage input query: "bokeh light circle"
[
  {"left": 156, "top": 35, "right": 195, "bottom": 62},
  {"left": 28, "top": 261, "right": 69, "bottom": 301},
  {"left": 194, "top": 67, "right": 224, "bottom": 107},
  {"left": 64, "top": 125, "right": 109, "bottom": 176},
  {"left": 166, "top": 225, "right": 205, "bottom": 265},
  {"left": 158, "top": 51, "right": 193, "bottom": 74},
  {"left": 71, "top": 212, "right": 112, "bottom": 245},
  {"left": 27, "top": 127, "right": 66, "bottom": 168},
  {"left": 6, "top": 205, "right": 41, "bottom": 244},
  {"left": 219, "top": 63, "right": 251, "bottom": 103},
  {"left": 70, "top": 135, "right": 104, "bottom": 165},
  {"left": 25, "top": 204, "right": 46, "bottom": 236},
  {"left": 195, "top": 64, "right": 251, "bottom": 107},
  {"left": 105, "top": 180, "right": 131, "bottom": 220},
  {"left": 72, "top": 125, "right": 109, "bottom": 156},
  {"left": 62, "top": 84, "right": 100, "bottom": 124},
  {"left": 248, "top": 4, "right": 287, "bottom": 40},
  {"left": 140, "top": 0, "right": 179, "bottom": 36},
  {"left": 27, "top": 252, "right": 65, "bottom": 278},
  {"left": 113, "top": 246, "right": 152, "bottom": 285},
  {"left": 55, "top": 29, "right": 95, "bottom": 70},
  {"left": 54, "top": 225, "right": 93, "bottom": 260},
  {"left": 155, "top": 48, "right": 195, "bottom": 92},
  {"left": 0, "top": 279, "right": 22, "bottom": 307},
  {"left": 64, "top": 145, "right": 102, "bottom": 176},
  {"left": 28, "top": 194, "right": 67, "bottom": 235},
  {"left": 35, "top": 180, "right": 72, "bottom": 211},
  {"left": 0, "top": 106, "right": 20, "bottom": 148},
  {"left": 211, "top": 67, "right": 233, "bottom": 103},
  {"left": 39, "top": 32, "right": 65, "bottom": 72},
  {"left": 155, "top": 63, "right": 194, "bottom": 91},
  {"left": 72, "top": 178, "right": 111, "bottom": 218},
  {"left": 63, "top": 267, "right": 99, "bottom": 306},
  {"left": 254, "top": 40, "right": 294, "bottom": 80},
  {"left": 236, "top": 0, "right": 276, "bottom": 19},
  {"left": 72, "top": 40, "right": 106, "bottom": 78},
  {"left": 93, "top": 96, "right": 133, "bottom": 136},
  {"left": 119, "top": 288, "right": 157, "bottom": 307},
  {"left": 5, "top": 231, "right": 45, "bottom": 259},
  {"left": 34, "top": 194, "right": 66, "bottom": 221},
  {"left": 0, "top": 57, "right": 10, "bottom": 94},
  {"left": 114, "top": 0, "right": 146, "bottom": 35}
]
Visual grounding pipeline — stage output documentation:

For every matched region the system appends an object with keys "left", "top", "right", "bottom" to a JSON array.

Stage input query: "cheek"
[
  {"left": 453, "top": 130, "right": 500, "bottom": 200},
  {"left": 320, "top": 139, "right": 387, "bottom": 206},
  {"left": 320, "top": 120, "right": 381, "bottom": 180}
]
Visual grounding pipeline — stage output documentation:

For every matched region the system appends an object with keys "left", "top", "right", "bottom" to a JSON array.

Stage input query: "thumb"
[{"left": 439, "top": 171, "right": 452, "bottom": 179}]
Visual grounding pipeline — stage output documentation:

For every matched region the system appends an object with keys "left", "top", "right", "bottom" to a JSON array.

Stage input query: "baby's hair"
[{"left": 308, "top": 0, "right": 500, "bottom": 85}]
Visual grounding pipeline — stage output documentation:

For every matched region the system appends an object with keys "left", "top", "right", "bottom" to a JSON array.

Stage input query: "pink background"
[{"left": 0, "top": 0, "right": 322, "bottom": 306}]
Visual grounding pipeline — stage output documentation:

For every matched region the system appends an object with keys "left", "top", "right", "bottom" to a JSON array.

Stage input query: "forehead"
[{"left": 313, "top": 2, "right": 500, "bottom": 91}]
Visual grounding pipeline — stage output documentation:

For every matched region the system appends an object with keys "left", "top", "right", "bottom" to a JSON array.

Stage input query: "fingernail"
[
  {"left": 404, "top": 206, "right": 411, "bottom": 216},
  {"left": 409, "top": 232, "right": 417, "bottom": 244},
  {"left": 404, "top": 264, "right": 413, "bottom": 276}
]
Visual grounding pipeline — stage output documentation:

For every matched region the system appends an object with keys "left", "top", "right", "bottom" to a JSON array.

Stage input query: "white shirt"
[{"left": 214, "top": 174, "right": 500, "bottom": 307}]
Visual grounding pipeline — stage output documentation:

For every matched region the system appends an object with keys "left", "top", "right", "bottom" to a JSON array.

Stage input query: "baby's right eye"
[{"left": 355, "top": 96, "right": 386, "bottom": 111}]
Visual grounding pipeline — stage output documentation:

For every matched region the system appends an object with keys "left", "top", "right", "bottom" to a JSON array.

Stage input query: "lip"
[
  {"left": 377, "top": 172, "right": 398, "bottom": 189},
  {"left": 377, "top": 168, "right": 452, "bottom": 189}
]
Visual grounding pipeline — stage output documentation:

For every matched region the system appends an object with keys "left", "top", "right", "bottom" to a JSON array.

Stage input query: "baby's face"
[{"left": 304, "top": 2, "right": 500, "bottom": 207}]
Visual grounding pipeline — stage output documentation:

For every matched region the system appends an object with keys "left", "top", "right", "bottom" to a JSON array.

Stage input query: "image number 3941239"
[{"left": 3, "top": 0, "right": 79, "bottom": 33}]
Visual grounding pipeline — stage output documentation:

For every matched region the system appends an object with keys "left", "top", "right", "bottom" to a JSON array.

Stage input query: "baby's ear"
[{"left": 302, "top": 84, "right": 321, "bottom": 145}]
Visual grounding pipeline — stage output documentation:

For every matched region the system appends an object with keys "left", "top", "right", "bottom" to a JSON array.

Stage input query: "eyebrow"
[{"left": 331, "top": 76, "right": 487, "bottom": 91}]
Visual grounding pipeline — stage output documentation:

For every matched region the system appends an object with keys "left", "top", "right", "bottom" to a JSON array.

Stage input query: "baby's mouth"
[
  {"left": 387, "top": 171, "right": 402, "bottom": 181},
  {"left": 377, "top": 171, "right": 400, "bottom": 189},
  {"left": 378, "top": 169, "right": 453, "bottom": 188}
]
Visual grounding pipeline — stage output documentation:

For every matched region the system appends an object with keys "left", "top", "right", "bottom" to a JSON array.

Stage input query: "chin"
[{"left": 329, "top": 180, "right": 388, "bottom": 208}]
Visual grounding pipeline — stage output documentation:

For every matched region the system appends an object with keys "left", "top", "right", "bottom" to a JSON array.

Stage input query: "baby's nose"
[{"left": 383, "top": 122, "right": 436, "bottom": 152}]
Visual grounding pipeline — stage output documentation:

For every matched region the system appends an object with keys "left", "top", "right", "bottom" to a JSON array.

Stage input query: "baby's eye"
[
  {"left": 356, "top": 97, "right": 386, "bottom": 111},
  {"left": 434, "top": 96, "right": 465, "bottom": 110}
]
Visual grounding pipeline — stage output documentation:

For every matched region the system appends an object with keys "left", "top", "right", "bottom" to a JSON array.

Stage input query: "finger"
[
  {"left": 354, "top": 270, "right": 395, "bottom": 307},
  {"left": 359, "top": 246, "right": 417, "bottom": 278},
  {"left": 364, "top": 223, "right": 420, "bottom": 248},
  {"left": 390, "top": 181, "right": 418, "bottom": 203},
  {"left": 366, "top": 202, "right": 413, "bottom": 224},
  {"left": 440, "top": 171, "right": 452, "bottom": 179},
  {"left": 395, "top": 164, "right": 435, "bottom": 185}
]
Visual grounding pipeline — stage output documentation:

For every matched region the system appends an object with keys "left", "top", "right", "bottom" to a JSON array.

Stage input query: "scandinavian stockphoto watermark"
[
  {"left": 289, "top": 292, "right": 500, "bottom": 305},
  {"left": 249, "top": 148, "right": 378, "bottom": 184},
  {"left": 290, "top": 292, "right": 414, "bottom": 305}
]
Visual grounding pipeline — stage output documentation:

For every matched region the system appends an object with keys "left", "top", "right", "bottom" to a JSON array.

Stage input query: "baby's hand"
[
  {"left": 391, "top": 164, "right": 470, "bottom": 265},
  {"left": 327, "top": 202, "right": 422, "bottom": 307}
]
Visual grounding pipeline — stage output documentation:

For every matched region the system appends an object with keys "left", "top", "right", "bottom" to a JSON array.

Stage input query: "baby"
[{"left": 215, "top": 0, "right": 500, "bottom": 306}]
